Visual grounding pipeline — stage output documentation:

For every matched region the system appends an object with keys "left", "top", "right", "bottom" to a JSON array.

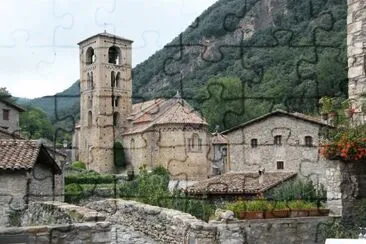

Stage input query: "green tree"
[{"left": 20, "top": 105, "right": 55, "bottom": 140}]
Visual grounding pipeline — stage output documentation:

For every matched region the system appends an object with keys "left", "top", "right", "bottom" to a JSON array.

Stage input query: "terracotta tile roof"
[
  {"left": 123, "top": 97, "right": 207, "bottom": 135},
  {"left": 0, "top": 127, "right": 24, "bottom": 139},
  {"left": 222, "top": 109, "right": 332, "bottom": 134},
  {"left": 186, "top": 172, "right": 297, "bottom": 195},
  {"left": 211, "top": 132, "right": 228, "bottom": 145},
  {"left": 0, "top": 140, "right": 40, "bottom": 170},
  {"left": 0, "top": 139, "right": 61, "bottom": 172}
]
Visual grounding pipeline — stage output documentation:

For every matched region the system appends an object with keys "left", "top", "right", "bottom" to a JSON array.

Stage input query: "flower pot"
[
  {"left": 272, "top": 209, "right": 290, "bottom": 218},
  {"left": 245, "top": 211, "right": 264, "bottom": 219},
  {"left": 239, "top": 211, "right": 246, "bottom": 220},
  {"left": 290, "top": 209, "right": 308, "bottom": 217},
  {"left": 308, "top": 208, "right": 321, "bottom": 216},
  {"left": 319, "top": 208, "right": 330, "bottom": 216},
  {"left": 264, "top": 211, "right": 275, "bottom": 219}
]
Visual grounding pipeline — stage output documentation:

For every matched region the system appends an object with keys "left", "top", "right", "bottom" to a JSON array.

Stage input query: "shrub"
[
  {"left": 65, "top": 174, "right": 115, "bottom": 185},
  {"left": 266, "top": 179, "right": 326, "bottom": 203},
  {"left": 71, "top": 161, "right": 86, "bottom": 170},
  {"left": 246, "top": 200, "right": 266, "bottom": 211}
]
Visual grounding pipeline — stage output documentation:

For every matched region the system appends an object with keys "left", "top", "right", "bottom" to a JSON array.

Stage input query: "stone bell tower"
[
  {"left": 77, "top": 32, "right": 133, "bottom": 173},
  {"left": 348, "top": 0, "right": 366, "bottom": 125}
]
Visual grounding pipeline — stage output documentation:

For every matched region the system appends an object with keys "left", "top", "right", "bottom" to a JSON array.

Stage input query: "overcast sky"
[{"left": 0, "top": 0, "right": 217, "bottom": 99}]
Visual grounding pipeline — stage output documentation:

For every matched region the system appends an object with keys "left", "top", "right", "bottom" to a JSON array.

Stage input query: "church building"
[{"left": 73, "top": 32, "right": 210, "bottom": 180}]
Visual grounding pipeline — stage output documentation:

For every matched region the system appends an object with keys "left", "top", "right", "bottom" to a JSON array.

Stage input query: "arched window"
[
  {"left": 188, "top": 133, "right": 202, "bottom": 152},
  {"left": 305, "top": 136, "right": 313, "bottom": 147},
  {"left": 113, "top": 112, "right": 120, "bottom": 126},
  {"left": 274, "top": 135, "right": 282, "bottom": 145},
  {"left": 116, "top": 72, "right": 120, "bottom": 87},
  {"left": 90, "top": 72, "right": 94, "bottom": 89},
  {"left": 108, "top": 46, "right": 120, "bottom": 64},
  {"left": 87, "top": 73, "right": 91, "bottom": 89},
  {"left": 88, "top": 111, "right": 92, "bottom": 128},
  {"left": 86, "top": 47, "right": 95, "bottom": 65},
  {"left": 111, "top": 71, "right": 115, "bottom": 87},
  {"left": 88, "top": 96, "right": 93, "bottom": 109}
]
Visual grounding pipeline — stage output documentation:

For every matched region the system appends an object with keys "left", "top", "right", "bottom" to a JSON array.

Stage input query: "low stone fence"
[
  {"left": 0, "top": 222, "right": 111, "bottom": 244},
  {"left": 21, "top": 201, "right": 106, "bottom": 226},
  {"left": 0, "top": 201, "right": 111, "bottom": 244},
  {"left": 87, "top": 199, "right": 336, "bottom": 244}
]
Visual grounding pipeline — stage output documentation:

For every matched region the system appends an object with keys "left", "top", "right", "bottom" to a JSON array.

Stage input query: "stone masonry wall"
[
  {"left": 0, "top": 201, "right": 112, "bottom": 244},
  {"left": 0, "top": 222, "right": 111, "bottom": 244},
  {"left": 87, "top": 199, "right": 335, "bottom": 244},
  {"left": 348, "top": 0, "right": 366, "bottom": 125}
]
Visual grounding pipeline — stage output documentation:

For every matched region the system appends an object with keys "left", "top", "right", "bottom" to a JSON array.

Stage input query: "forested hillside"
[{"left": 19, "top": 0, "right": 347, "bottom": 132}]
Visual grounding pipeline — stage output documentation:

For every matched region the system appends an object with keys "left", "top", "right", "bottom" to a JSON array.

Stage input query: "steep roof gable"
[{"left": 222, "top": 109, "right": 332, "bottom": 134}]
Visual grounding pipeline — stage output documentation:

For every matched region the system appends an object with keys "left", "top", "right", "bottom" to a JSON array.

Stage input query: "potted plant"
[
  {"left": 244, "top": 200, "right": 265, "bottom": 219},
  {"left": 305, "top": 202, "right": 321, "bottom": 216},
  {"left": 271, "top": 201, "right": 290, "bottom": 218},
  {"left": 263, "top": 201, "right": 275, "bottom": 219},
  {"left": 288, "top": 200, "right": 309, "bottom": 217},
  {"left": 320, "top": 96, "right": 334, "bottom": 120},
  {"left": 225, "top": 200, "right": 246, "bottom": 219}
]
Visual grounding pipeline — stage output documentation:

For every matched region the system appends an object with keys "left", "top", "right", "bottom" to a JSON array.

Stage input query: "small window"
[
  {"left": 188, "top": 133, "right": 202, "bottom": 152},
  {"left": 88, "top": 111, "right": 92, "bottom": 128},
  {"left": 274, "top": 135, "right": 282, "bottom": 145},
  {"left": 251, "top": 139, "right": 258, "bottom": 148},
  {"left": 111, "top": 71, "right": 115, "bottom": 87},
  {"left": 305, "top": 136, "right": 313, "bottom": 147},
  {"left": 3, "top": 109, "right": 9, "bottom": 121},
  {"left": 277, "top": 161, "right": 284, "bottom": 170},
  {"left": 130, "top": 138, "right": 135, "bottom": 150}
]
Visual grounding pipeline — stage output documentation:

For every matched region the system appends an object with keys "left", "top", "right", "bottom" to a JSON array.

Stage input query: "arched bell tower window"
[
  {"left": 86, "top": 47, "right": 95, "bottom": 65},
  {"left": 88, "top": 111, "right": 92, "bottom": 128},
  {"left": 90, "top": 71, "right": 94, "bottom": 89},
  {"left": 111, "top": 71, "right": 115, "bottom": 87},
  {"left": 108, "top": 46, "right": 121, "bottom": 65},
  {"left": 116, "top": 72, "right": 120, "bottom": 88}
]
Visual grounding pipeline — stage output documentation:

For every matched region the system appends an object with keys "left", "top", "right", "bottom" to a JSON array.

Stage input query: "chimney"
[{"left": 258, "top": 168, "right": 265, "bottom": 184}]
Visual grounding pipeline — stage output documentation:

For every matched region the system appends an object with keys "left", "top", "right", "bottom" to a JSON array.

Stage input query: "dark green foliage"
[
  {"left": 20, "top": 105, "right": 55, "bottom": 140},
  {"left": 65, "top": 173, "right": 115, "bottom": 185},
  {"left": 113, "top": 141, "right": 126, "bottom": 168},
  {"left": 71, "top": 161, "right": 86, "bottom": 170},
  {"left": 266, "top": 179, "right": 326, "bottom": 204}
]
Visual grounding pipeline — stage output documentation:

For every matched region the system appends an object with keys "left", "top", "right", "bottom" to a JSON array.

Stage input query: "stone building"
[
  {"left": 0, "top": 98, "right": 24, "bottom": 135},
  {"left": 222, "top": 109, "right": 332, "bottom": 186},
  {"left": 74, "top": 32, "right": 210, "bottom": 180},
  {"left": 210, "top": 132, "right": 228, "bottom": 175},
  {"left": 0, "top": 139, "right": 62, "bottom": 226},
  {"left": 348, "top": 0, "right": 366, "bottom": 126}
]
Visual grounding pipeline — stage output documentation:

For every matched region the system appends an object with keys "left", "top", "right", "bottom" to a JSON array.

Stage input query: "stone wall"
[
  {"left": 325, "top": 159, "right": 366, "bottom": 223},
  {"left": 22, "top": 201, "right": 106, "bottom": 226},
  {"left": 0, "top": 170, "right": 28, "bottom": 227},
  {"left": 0, "top": 201, "right": 111, "bottom": 244},
  {"left": 0, "top": 222, "right": 111, "bottom": 244},
  {"left": 87, "top": 199, "right": 335, "bottom": 244},
  {"left": 348, "top": 0, "right": 366, "bottom": 125}
]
